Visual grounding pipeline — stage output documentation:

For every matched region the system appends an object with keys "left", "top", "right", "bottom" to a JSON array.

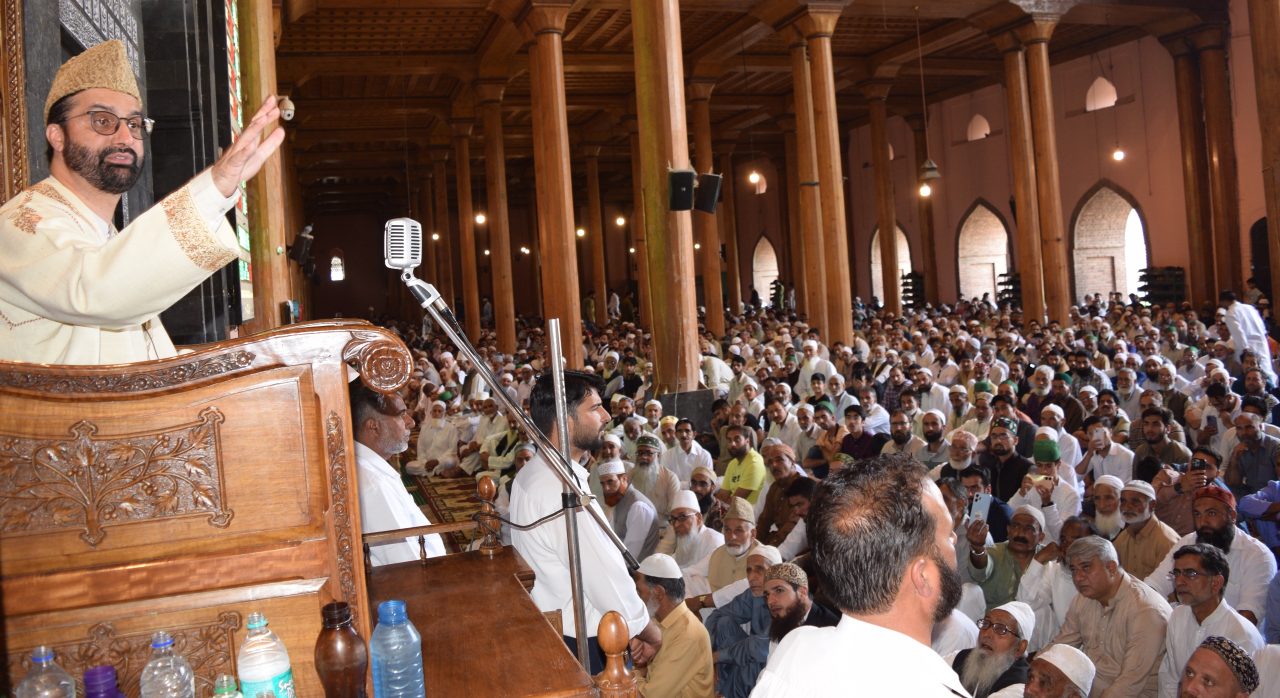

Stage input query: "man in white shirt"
[
  {"left": 753, "top": 454, "right": 970, "bottom": 697},
  {"left": 510, "top": 371, "right": 662, "bottom": 672},
  {"left": 661, "top": 418, "right": 713, "bottom": 485},
  {"left": 794, "top": 340, "right": 836, "bottom": 400},
  {"left": 598, "top": 459, "right": 659, "bottom": 560},
  {"left": 350, "top": 383, "right": 445, "bottom": 566},
  {"left": 1158, "top": 544, "right": 1264, "bottom": 698},
  {"left": 916, "top": 366, "right": 953, "bottom": 415},
  {"left": 1222, "top": 290, "right": 1276, "bottom": 383},
  {"left": 411, "top": 399, "right": 460, "bottom": 476},
  {"left": 654, "top": 490, "right": 724, "bottom": 570},
  {"left": 1076, "top": 416, "right": 1135, "bottom": 483}
]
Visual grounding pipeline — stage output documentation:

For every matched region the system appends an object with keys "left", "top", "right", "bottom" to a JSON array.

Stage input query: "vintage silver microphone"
[{"left": 383, "top": 217, "right": 441, "bottom": 307}]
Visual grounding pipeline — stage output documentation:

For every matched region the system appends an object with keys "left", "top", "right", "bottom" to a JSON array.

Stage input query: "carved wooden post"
[
  {"left": 1247, "top": 0, "right": 1280, "bottom": 299},
  {"left": 593, "top": 610, "right": 637, "bottom": 697},
  {"left": 476, "top": 475, "right": 501, "bottom": 557},
  {"left": 1193, "top": 26, "right": 1245, "bottom": 293},
  {"left": 452, "top": 120, "right": 481, "bottom": 340},
  {"left": 477, "top": 81, "right": 517, "bottom": 354},
  {"left": 864, "top": 80, "right": 900, "bottom": 315},
  {"left": 688, "top": 78, "right": 726, "bottom": 337},
  {"left": 1164, "top": 37, "right": 1215, "bottom": 305},
  {"left": 788, "top": 37, "right": 828, "bottom": 330}
]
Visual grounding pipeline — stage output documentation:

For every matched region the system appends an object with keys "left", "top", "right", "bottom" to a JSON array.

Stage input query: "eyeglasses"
[
  {"left": 63, "top": 110, "right": 154, "bottom": 139},
  {"left": 1168, "top": 568, "right": 1211, "bottom": 580},
  {"left": 690, "top": 479, "right": 713, "bottom": 487},
  {"left": 668, "top": 513, "right": 695, "bottom": 524},
  {"left": 976, "top": 619, "right": 1020, "bottom": 637}
]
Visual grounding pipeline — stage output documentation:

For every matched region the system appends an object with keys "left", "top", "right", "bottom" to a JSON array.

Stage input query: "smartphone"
[
  {"left": 1029, "top": 474, "right": 1051, "bottom": 483},
  {"left": 968, "top": 492, "right": 994, "bottom": 523},
  {"left": 1189, "top": 458, "right": 1209, "bottom": 472},
  {"left": 1205, "top": 415, "right": 1218, "bottom": 431}
]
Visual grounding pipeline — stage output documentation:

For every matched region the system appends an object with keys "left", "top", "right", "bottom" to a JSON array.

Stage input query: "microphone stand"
[{"left": 397, "top": 269, "right": 635, "bottom": 671}]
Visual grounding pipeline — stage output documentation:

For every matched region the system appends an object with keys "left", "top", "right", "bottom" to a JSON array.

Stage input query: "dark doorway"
[{"left": 1250, "top": 218, "right": 1270, "bottom": 298}]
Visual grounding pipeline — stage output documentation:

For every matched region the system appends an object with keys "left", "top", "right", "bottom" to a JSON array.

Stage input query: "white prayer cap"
[
  {"left": 949, "top": 385, "right": 968, "bottom": 395},
  {"left": 1012, "top": 504, "right": 1046, "bottom": 533},
  {"left": 637, "top": 553, "right": 682, "bottom": 579},
  {"left": 992, "top": 601, "right": 1036, "bottom": 640},
  {"left": 597, "top": 459, "right": 627, "bottom": 477},
  {"left": 1078, "top": 385, "right": 1099, "bottom": 396},
  {"left": 671, "top": 490, "right": 699, "bottom": 514},
  {"left": 645, "top": 399, "right": 662, "bottom": 409},
  {"left": 1035, "top": 425, "right": 1059, "bottom": 439},
  {"left": 432, "top": 400, "right": 447, "bottom": 409},
  {"left": 605, "top": 351, "right": 620, "bottom": 360},
  {"left": 1035, "top": 364, "right": 1055, "bottom": 377},
  {"left": 1040, "top": 404, "right": 1065, "bottom": 420},
  {"left": 749, "top": 545, "right": 783, "bottom": 566},
  {"left": 1094, "top": 474, "right": 1124, "bottom": 494},
  {"left": 729, "top": 345, "right": 742, "bottom": 356},
  {"left": 794, "top": 403, "right": 813, "bottom": 414},
  {"left": 440, "top": 351, "right": 454, "bottom": 360},
  {"left": 916, "top": 366, "right": 934, "bottom": 377},
  {"left": 1122, "top": 479, "right": 1157, "bottom": 501},
  {"left": 603, "top": 433, "right": 622, "bottom": 447},
  {"left": 1036, "top": 644, "right": 1095, "bottom": 695},
  {"left": 1204, "top": 358, "right": 1224, "bottom": 371},
  {"left": 802, "top": 339, "right": 818, "bottom": 349},
  {"left": 924, "top": 409, "right": 946, "bottom": 422}
]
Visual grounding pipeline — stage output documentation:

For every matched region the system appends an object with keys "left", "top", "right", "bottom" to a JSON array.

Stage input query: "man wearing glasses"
[
  {"left": 1157, "top": 544, "right": 1263, "bottom": 697},
  {"left": 0, "top": 40, "right": 285, "bottom": 364},
  {"left": 946, "top": 601, "right": 1035, "bottom": 698}
]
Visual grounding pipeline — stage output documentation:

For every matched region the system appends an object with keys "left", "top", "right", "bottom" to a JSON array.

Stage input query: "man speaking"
[{"left": 0, "top": 40, "right": 285, "bottom": 364}]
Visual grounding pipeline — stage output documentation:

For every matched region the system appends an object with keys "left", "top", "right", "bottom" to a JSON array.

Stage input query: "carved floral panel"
[{"left": 0, "top": 407, "right": 234, "bottom": 546}]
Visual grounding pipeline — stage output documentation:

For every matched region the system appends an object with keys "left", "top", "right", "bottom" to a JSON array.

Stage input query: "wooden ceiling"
[{"left": 273, "top": 0, "right": 1221, "bottom": 217}]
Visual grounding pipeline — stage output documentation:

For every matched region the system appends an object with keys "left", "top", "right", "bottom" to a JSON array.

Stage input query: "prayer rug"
[{"left": 406, "top": 471, "right": 484, "bottom": 552}]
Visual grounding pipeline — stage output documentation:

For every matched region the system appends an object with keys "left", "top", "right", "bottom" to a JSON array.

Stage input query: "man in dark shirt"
[{"left": 978, "top": 417, "right": 1034, "bottom": 502}]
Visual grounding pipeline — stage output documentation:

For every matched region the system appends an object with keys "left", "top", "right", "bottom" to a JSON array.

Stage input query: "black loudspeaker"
[
  {"left": 669, "top": 169, "right": 696, "bottom": 211},
  {"left": 694, "top": 173, "right": 723, "bottom": 213}
]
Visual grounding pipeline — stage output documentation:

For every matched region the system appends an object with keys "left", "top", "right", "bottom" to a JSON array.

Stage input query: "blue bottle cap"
[
  {"left": 247, "top": 612, "right": 268, "bottom": 630},
  {"left": 150, "top": 631, "right": 174, "bottom": 650},
  {"left": 30, "top": 645, "right": 54, "bottom": 662},
  {"left": 377, "top": 599, "right": 407, "bottom": 624}
]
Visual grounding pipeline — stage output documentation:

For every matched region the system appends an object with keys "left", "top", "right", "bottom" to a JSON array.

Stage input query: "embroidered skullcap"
[
  {"left": 1122, "top": 479, "right": 1157, "bottom": 501},
  {"left": 1012, "top": 504, "right": 1046, "bottom": 532},
  {"left": 597, "top": 459, "right": 627, "bottom": 477},
  {"left": 659, "top": 415, "right": 678, "bottom": 427},
  {"left": 637, "top": 553, "right": 682, "bottom": 580},
  {"left": 1032, "top": 439, "right": 1061, "bottom": 463},
  {"left": 725, "top": 496, "right": 756, "bottom": 524},
  {"left": 1093, "top": 475, "right": 1124, "bottom": 494},
  {"left": 1037, "top": 644, "right": 1095, "bottom": 695},
  {"left": 691, "top": 465, "right": 717, "bottom": 483},
  {"left": 973, "top": 392, "right": 993, "bottom": 404},
  {"left": 1194, "top": 485, "right": 1237, "bottom": 511},
  {"left": 1041, "top": 404, "right": 1065, "bottom": 420},
  {"left": 1197, "top": 636, "right": 1259, "bottom": 692},
  {"left": 46, "top": 40, "right": 141, "bottom": 120},
  {"left": 671, "top": 490, "right": 699, "bottom": 514},
  {"left": 993, "top": 416, "right": 1019, "bottom": 433},
  {"left": 765, "top": 562, "right": 808, "bottom": 588},
  {"left": 992, "top": 601, "right": 1035, "bottom": 639},
  {"left": 749, "top": 544, "right": 782, "bottom": 566},
  {"left": 761, "top": 441, "right": 797, "bottom": 463},
  {"left": 635, "top": 434, "right": 662, "bottom": 452},
  {"left": 603, "top": 433, "right": 622, "bottom": 447}
]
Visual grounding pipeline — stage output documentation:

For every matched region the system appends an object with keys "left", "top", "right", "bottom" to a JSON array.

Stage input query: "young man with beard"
[
  {"left": 978, "top": 417, "right": 1034, "bottom": 502},
  {"left": 918, "top": 410, "right": 953, "bottom": 469},
  {"left": 947, "top": 602, "right": 1035, "bottom": 698},
  {"left": 630, "top": 434, "right": 680, "bottom": 525},
  {"left": 0, "top": 41, "right": 285, "bottom": 364},
  {"left": 350, "top": 383, "right": 446, "bottom": 566},
  {"left": 1133, "top": 407, "right": 1193, "bottom": 469},
  {"left": 632, "top": 554, "right": 714, "bottom": 698},
  {"left": 753, "top": 454, "right": 969, "bottom": 697},
  {"left": 510, "top": 372, "right": 662, "bottom": 672},
  {"left": 1145, "top": 486, "right": 1277, "bottom": 625},
  {"left": 654, "top": 491, "right": 724, "bottom": 571},
  {"left": 1088, "top": 475, "right": 1127, "bottom": 540},
  {"left": 882, "top": 409, "right": 927, "bottom": 457},
  {"left": 811, "top": 403, "right": 848, "bottom": 474},
  {"left": 1112, "top": 480, "right": 1180, "bottom": 580},
  {"left": 718, "top": 425, "right": 766, "bottom": 505},
  {"left": 1155, "top": 447, "right": 1229, "bottom": 537},
  {"left": 1158, "top": 545, "right": 1264, "bottom": 698},
  {"left": 762, "top": 562, "right": 839, "bottom": 646},
  {"left": 967, "top": 506, "right": 1046, "bottom": 611},
  {"left": 706, "top": 545, "right": 783, "bottom": 698},
  {"left": 1051, "top": 536, "right": 1171, "bottom": 696},
  {"left": 1225, "top": 411, "right": 1280, "bottom": 500},
  {"left": 776, "top": 478, "right": 817, "bottom": 561},
  {"left": 598, "top": 460, "right": 660, "bottom": 560}
]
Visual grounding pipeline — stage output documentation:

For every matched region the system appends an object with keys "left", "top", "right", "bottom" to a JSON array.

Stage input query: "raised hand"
[{"left": 212, "top": 95, "right": 287, "bottom": 197}]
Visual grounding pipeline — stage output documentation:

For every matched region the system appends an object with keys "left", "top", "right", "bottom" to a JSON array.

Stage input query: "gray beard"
[
  {"left": 960, "top": 647, "right": 1017, "bottom": 698},
  {"left": 1095, "top": 509, "right": 1125, "bottom": 539},
  {"left": 673, "top": 526, "right": 703, "bottom": 565},
  {"left": 630, "top": 463, "right": 658, "bottom": 494}
]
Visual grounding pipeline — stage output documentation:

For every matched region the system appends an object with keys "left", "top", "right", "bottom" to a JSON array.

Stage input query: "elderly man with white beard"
[
  {"left": 631, "top": 434, "right": 680, "bottom": 525},
  {"left": 410, "top": 399, "right": 460, "bottom": 477},
  {"left": 655, "top": 491, "right": 724, "bottom": 570},
  {"left": 685, "top": 498, "right": 760, "bottom": 614},
  {"left": 1090, "top": 475, "right": 1127, "bottom": 541},
  {"left": 945, "top": 601, "right": 1035, "bottom": 698},
  {"left": 1112, "top": 479, "right": 1180, "bottom": 581}
]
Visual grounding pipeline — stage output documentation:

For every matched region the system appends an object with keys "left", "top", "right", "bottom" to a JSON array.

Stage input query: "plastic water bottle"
[
  {"left": 14, "top": 645, "right": 75, "bottom": 697},
  {"left": 212, "top": 674, "right": 243, "bottom": 697},
  {"left": 139, "top": 631, "right": 195, "bottom": 698},
  {"left": 370, "top": 600, "right": 424, "bottom": 698},
  {"left": 237, "top": 612, "right": 296, "bottom": 698},
  {"left": 83, "top": 665, "right": 124, "bottom": 698}
]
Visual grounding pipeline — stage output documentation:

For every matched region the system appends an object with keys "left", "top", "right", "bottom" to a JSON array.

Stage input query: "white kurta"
[
  {"left": 660, "top": 440, "right": 713, "bottom": 485},
  {"left": 354, "top": 442, "right": 445, "bottom": 566},
  {"left": 0, "top": 171, "right": 240, "bottom": 364},
  {"left": 415, "top": 418, "right": 459, "bottom": 474},
  {"left": 655, "top": 523, "right": 724, "bottom": 569},
  {"left": 932, "top": 609, "right": 979, "bottom": 658},
  {"left": 1016, "top": 559, "right": 1078, "bottom": 653},
  {"left": 1224, "top": 300, "right": 1276, "bottom": 380},
  {"left": 1144, "top": 530, "right": 1278, "bottom": 623},
  {"left": 1157, "top": 602, "right": 1264, "bottom": 698}
]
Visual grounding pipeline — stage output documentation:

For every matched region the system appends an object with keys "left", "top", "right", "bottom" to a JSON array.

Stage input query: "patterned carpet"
[{"left": 397, "top": 460, "right": 485, "bottom": 553}]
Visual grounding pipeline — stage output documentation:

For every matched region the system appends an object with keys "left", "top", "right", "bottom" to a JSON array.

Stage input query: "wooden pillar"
[
  {"left": 524, "top": 2, "right": 584, "bottom": 368},
  {"left": 1016, "top": 18, "right": 1070, "bottom": 323},
  {"left": 780, "top": 118, "right": 807, "bottom": 314},
  {"left": 418, "top": 169, "right": 438, "bottom": 294},
  {"left": 789, "top": 38, "right": 829, "bottom": 331},
  {"left": 1247, "top": 0, "right": 1280, "bottom": 300},
  {"left": 430, "top": 152, "right": 455, "bottom": 306},
  {"left": 688, "top": 80, "right": 726, "bottom": 336},
  {"left": 994, "top": 33, "right": 1046, "bottom": 322},
  {"left": 240, "top": 0, "right": 289, "bottom": 333},
  {"left": 719, "top": 151, "right": 744, "bottom": 316},
  {"left": 1194, "top": 27, "right": 1245, "bottom": 294},
  {"left": 864, "top": 83, "right": 900, "bottom": 314},
  {"left": 906, "top": 115, "right": 940, "bottom": 304},
  {"left": 797, "top": 12, "right": 853, "bottom": 343},
  {"left": 452, "top": 122, "right": 481, "bottom": 339},
  {"left": 626, "top": 120, "right": 653, "bottom": 328},
  {"left": 478, "top": 82, "right": 517, "bottom": 354},
  {"left": 631, "top": 0, "right": 700, "bottom": 392},
  {"left": 1166, "top": 39, "right": 1216, "bottom": 306},
  {"left": 585, "top": 150, "right": 609, "bottom": 327}
]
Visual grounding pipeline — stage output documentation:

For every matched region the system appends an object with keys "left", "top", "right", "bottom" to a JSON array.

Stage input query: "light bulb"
[
  {"left": 628, "top": 247, "right": 636, "bottom": 254},
  {"left": 483, "top": 249, "right": 490, "bottom": 256},
  {"left": 430, "top": 233, "right": 440, "bottom": 241},
  {"left": 694, "top": 243, "right": 702, "bottom": 250},
  {"left": 576, "top": 228, "right": 586, "bottom": 237},
  {"left": 520, "top": 246, "right": 530, "bottom": 255},
  {"left": 616, "top": 216, "right": 626, "bottom": 227},
  {"left": 747, "top": 171, "right": 761, "bottom": 184},
  {"left": 474, "top": 212, "right": 487, "bottom": 225},
  {"left": 1111, "top": 147, "right": 1126, "bottom": 162},
  {"left": 919, "top": 182, "right": 932, "bottom": 198}
]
